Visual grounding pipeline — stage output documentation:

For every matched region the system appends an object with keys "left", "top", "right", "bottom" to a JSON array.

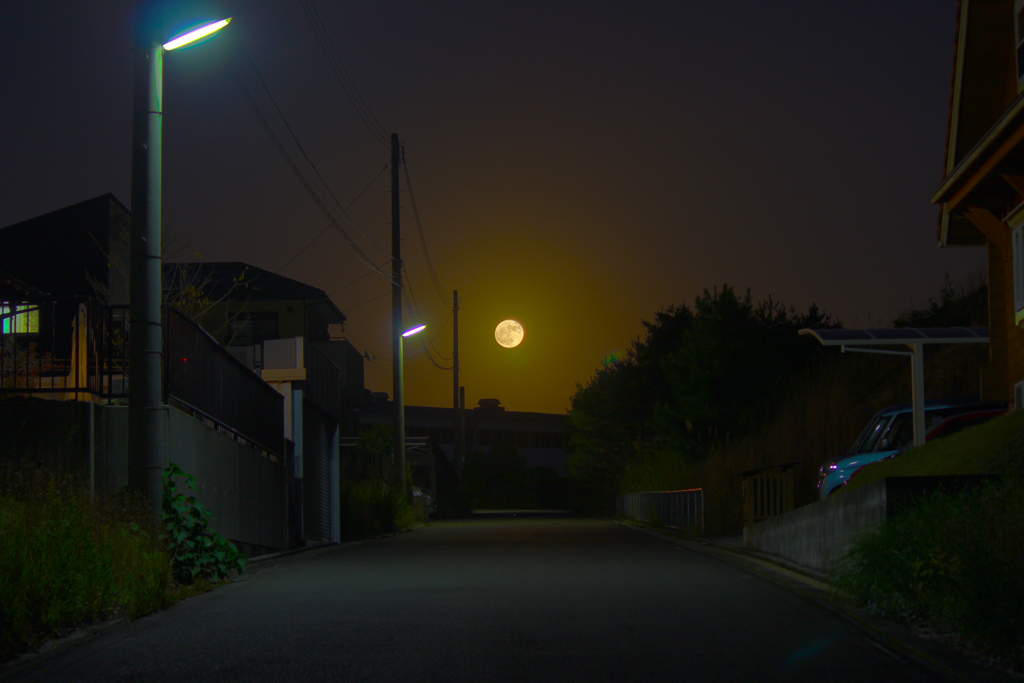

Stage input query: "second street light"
[
  {"left": 394, "top": 323, "right": 426, "bottom": 494},
  {"left": 128, "top": 6, "right": 231, "bottom": 518}
]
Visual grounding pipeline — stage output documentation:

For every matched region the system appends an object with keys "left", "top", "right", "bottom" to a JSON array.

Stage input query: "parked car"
[
  {"left": 817, "top": 401, "right": 1007, "bottom": 499},
  {"left": 845, "top": 407, "right": 1010, "bottom": 483}
]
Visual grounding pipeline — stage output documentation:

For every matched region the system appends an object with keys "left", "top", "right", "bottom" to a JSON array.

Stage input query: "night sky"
[{"left": 0, "top": 1, "right": 982, "bottom": 414}]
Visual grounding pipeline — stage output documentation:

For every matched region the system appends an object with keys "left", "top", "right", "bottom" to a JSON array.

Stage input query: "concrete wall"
[
  {"left": 1, "top": 398, "right": 287, "bottom": 556},
  {"left": 743, "top": 476, "right": 988, "bottom": 574},
  {"left": 743, "top": 479, "right": 888, "bottom": 574}
]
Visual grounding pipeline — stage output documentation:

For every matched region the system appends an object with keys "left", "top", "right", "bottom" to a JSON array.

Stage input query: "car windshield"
[
  {"left": 855, "top": 415, "right": 892, "bottom": 454},
  {"left": 880, "top": 414, "right": 913, "bottom": 451}
]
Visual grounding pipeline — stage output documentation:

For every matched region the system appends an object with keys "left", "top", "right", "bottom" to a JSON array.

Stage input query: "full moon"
[{"left": 495, "top": 319, "right": 525, "bottom": 348}]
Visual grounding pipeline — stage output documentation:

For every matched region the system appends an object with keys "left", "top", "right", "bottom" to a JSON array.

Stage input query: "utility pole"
[
  {"left": 391, "top": 133, "right": 406, "bottom": 495},
  {"left": 452, "top": 290, "right": 462, "bottom": 477}
]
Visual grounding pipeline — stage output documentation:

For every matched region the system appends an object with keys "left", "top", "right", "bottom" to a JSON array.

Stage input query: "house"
[
  {"left": 931, "top": 0, "right": 1024, "bottom": 405},
  {"left": 0, "top": 194, "right": 130, "bottom": 300},
  {"left": 1, "top": 196, "right": 367, "bottom": 552}
]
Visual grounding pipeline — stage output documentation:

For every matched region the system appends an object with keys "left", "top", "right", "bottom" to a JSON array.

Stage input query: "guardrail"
[{"left": 617, "top": 489, "right": 704, "bottom": 535}]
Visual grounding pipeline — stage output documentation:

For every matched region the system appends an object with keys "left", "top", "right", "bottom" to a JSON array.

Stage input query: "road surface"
[{"left": 8, "top": 516, "right": 940, "bottom": 682}]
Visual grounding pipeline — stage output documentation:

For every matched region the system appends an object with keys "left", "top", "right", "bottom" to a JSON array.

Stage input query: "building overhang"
[{"left": 933, "top": 89, "right": 1024, "bottom": 247}]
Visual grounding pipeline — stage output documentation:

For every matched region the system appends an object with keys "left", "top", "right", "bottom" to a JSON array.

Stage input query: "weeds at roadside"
[
  {"left": 831, "top": 477, "right": 1024, "bottom": 674},
  {"left": 0, "top": 463, "right": 170, "bottom": 662},
  {"left": 0, "top": 460, "right": 248, "bottom": 663}
]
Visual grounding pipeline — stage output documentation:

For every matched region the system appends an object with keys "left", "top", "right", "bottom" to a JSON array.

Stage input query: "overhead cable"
[
  {"left": 298, "top": 0, "right": 390, "bottom": 148},
  {"left": 234, "top": 69, "right": 397, "bottom": 285},
  {"left": 402, "top": 153, "right": 452, "bottom": 307},
  {"left": 277, "top": 164, "right": 390, "bottom": 274}
]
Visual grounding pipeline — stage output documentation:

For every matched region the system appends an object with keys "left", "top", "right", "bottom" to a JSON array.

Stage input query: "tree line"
[{"left": 565, "top": 284, "right": 841, "bottom": 509}]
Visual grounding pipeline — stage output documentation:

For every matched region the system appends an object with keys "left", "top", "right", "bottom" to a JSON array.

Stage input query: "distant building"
[
  {"left": 358, "top": 397, "right": 568, "bottom": 475},
  {"left": 932, "top": 2, "right": 1024, "bottom": 404}
]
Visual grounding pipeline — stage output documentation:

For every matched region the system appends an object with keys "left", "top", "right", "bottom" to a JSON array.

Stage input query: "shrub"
[
  {"left": 832, "top": 477, "right": 1024, "bottom": 669},
  {"left": 340, "top": 480, "right": 415, "bottom": 539}
]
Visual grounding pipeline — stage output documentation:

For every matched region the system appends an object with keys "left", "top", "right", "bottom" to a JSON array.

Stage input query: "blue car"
[{"left": 817, "top": 400, "right": 1006, "bottom": 499}]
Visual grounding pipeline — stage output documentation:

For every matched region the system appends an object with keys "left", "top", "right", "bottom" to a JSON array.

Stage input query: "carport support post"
[{"left": 911, "top": 342, "right": 925, "bottom": 447}]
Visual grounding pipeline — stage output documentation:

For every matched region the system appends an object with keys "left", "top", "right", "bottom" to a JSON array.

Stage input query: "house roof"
[
  {"left": 0, "top": 194, "right": 129, "bottom": 297},
  {"left": 168, "top": 261, "right": 346, "bottom": 323}
]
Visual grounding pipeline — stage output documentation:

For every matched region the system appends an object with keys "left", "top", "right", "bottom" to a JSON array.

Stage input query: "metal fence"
[
  {"left": 2, "top": 297, "right": 283, "bottom": 459},
  {"left": 617, "top": 489, "right": 705, "bottom": 535},
  {"left": 164, "top": 307, "right": 283, "bottom": 458}
]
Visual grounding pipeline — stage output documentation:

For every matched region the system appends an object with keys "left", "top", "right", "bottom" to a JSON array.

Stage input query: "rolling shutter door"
[{"left": 303, "top": 401, "right": 333, "bottom": 542}]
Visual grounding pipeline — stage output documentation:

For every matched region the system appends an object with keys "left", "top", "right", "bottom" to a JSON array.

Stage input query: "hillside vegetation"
[{"left": 566, "top": 276, "right": 989, "bottom": 533}]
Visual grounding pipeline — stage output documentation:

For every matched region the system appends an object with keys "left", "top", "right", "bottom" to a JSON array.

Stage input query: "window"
[
  {"left": 1, "top": 303, "right": 39, "bottom": 334},
  {"left": 1014, "top": 225, "right": 1024, "bottom": 325}
]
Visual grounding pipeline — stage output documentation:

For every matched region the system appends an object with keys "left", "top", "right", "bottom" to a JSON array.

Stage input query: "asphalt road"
[{"left": 8, "top": 516, "right": 940, "bottom": 682}]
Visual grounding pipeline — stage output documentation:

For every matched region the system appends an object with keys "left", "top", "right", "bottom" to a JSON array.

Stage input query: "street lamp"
[
  {"left": 128, "top": 5, "right": 231, "bottom": 519},
  {"left": 394, "top": 324, "right": 426, "bottom": 494}
]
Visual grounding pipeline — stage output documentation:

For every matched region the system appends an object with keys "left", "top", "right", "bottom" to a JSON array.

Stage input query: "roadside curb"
[
  {"left": 1, "top": 617, "right": 127, "bottom": 681},
  {"left": 615, "top": 519, "right": 1018, "bottom": 683}
]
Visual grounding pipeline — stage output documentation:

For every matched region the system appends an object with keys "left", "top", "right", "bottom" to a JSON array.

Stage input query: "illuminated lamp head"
[{"left": 163, "top": 18, "right": 232, "bottom": 51}]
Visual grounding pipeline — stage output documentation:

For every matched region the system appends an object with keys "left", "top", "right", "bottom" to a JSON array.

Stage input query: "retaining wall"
[
  {"left": 1, "top": 398, "right": 287, "bottom": 555},
  {"left": 743, "top": 476, "right": 985, "bottom": 574}
]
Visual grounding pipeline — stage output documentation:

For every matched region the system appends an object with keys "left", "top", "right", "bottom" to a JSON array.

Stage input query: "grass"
[
  {"left": 0, "top": 465, "right": 171, "bottom": 662},
  {"left": 832, "top": 476, "right": 1024, "bottom": 672},
  {"left": 840, "top": 408, "right": 1024, "bottom": 494}
]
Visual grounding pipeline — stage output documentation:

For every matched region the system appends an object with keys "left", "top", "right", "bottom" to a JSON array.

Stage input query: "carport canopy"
[{"left": 798, "top": 327, "right": 989, "bottom": 448}]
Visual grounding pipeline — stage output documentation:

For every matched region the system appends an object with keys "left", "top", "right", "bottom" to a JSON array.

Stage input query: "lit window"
[{"left": 1, "top": 303, "right": 39, "bottom": 334}]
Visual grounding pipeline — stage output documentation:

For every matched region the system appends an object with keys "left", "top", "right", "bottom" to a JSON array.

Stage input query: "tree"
[{"left": 566, "top": 284, "right": 841, "bottom": 498}]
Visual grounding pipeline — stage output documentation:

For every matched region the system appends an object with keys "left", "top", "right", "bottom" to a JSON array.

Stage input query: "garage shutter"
[{"left": 303, "top": 401, "right": 333, "bottom": 542}]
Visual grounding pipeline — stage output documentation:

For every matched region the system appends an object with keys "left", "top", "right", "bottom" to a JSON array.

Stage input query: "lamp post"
[
  {"left": 395, "top": 324, "right": 426, "bottom": 494},
  {"left": 128, "top": 6, "right": 231, "bottom": 519}
]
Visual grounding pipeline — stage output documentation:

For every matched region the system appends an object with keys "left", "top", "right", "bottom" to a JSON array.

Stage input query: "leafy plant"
[{"left": 161, "top": 462, "right": 245, "bottom": 584}]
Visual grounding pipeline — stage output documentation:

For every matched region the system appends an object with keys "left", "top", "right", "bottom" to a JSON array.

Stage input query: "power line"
[
  {"left": 402, "top": 152, "right": 452, "bottom": 307},
  {"left": 401, "top": 271, "right": 452, "bottom": 371},
  {"left": 276, "top": 164, "right": 390, "bottom": 274},
  {"left": 298, "top": 0, "right": 390, "bottom": 148},
  {"left": 233, "top": 64, "right": 397, "bottom": 285},
  {"left": 247, "top": 53, "right": 392, "bottom": 262},
  {"left": 328, "top": 268, "right": 378, "bottom": 296},
  {"left": 344, "top": 288, "right": 391, "bottom": 311}
]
